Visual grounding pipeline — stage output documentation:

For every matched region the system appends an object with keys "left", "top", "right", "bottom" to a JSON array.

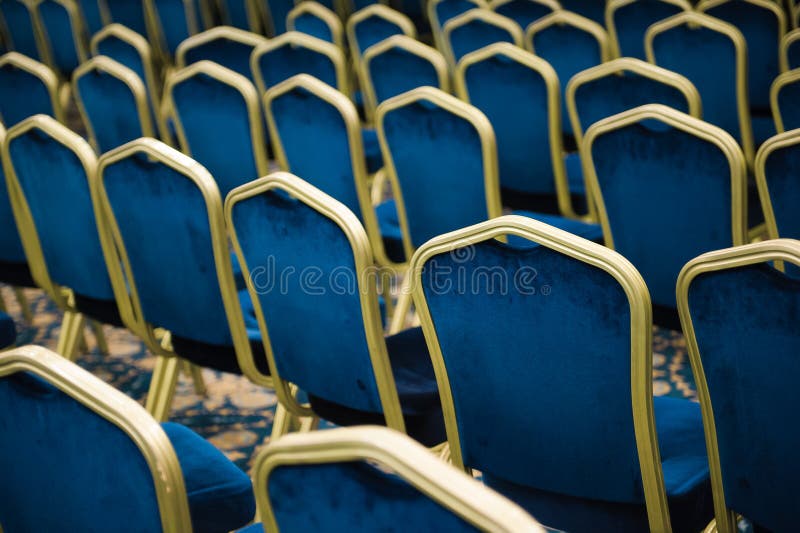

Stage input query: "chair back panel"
[
  {"left": 775, "top": 75, "right": 800, "bottom": 132},
  {"left": 93, "top": 32, "right": 153, "bottom": 100},
  {"left": 36, "top": 0, "right": 84, "bottom": 75},
  {"left": 610, "top": 0, "right": 687, "bottom": 60},
  {"left": 151, "top": 0, "right": 197, "bottom": 55},
  {"left": 0, "top": 128, "right": 25, "bottom": 264},
  {"left": 447, "top": 14, "right": 521, "bottom": 64},
  {"left": 182, "top": 38, "right": 258, "bottom": 81},
  {"left": 106, "top": 0, "right": 149, "bottom": 35},
  {"left": 433, "top": 0, "right": 482, "bottom": 32},
  {"left": 0, "top": 0, "right": 40, "bottom": 59},
  {"left": 292, "top": 11, "right": 335, "bottom": 43},
  {"left": 254, "top": 41, "right": 340, "bottom": 91},
  {"left": 560, "top": 0, "right": 605, "bottom": 23},
  {"left": 0, "top": 63, "right": 55, "bottom": 126},
  {"left": 365, "top": 43, "right": 444, "bottom": 108},
  {"left": 761, "top": 137, "right": 800, "bottom": 238},
  {"left": 353, "top": 14, "right": 407, "bottom": 58},
  {"left": 787, "top": 34, "right": 800, "bottom": 69},
  {"left": 78, "top": 0, "right": 102, "bottom": 33},
  {"left": 491, "top": 0, "right": 556, "bottom": 31}
]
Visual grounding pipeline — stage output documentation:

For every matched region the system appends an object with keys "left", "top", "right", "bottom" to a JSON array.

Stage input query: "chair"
[
  {"left": 606, "top": 0, "right": 691, "bottom": 60},
  {"left": 525, "top": 10, "right": 610, "bottom": 137},
  {"left": 225, "top": 171, "right": 445, "bottom": 446},
  {"left": 0, "top": 0, "right": 41, "bottom": 60},
  {"left": 144, "top": 0, "right": 204, "bottom": 58},
  {"left": 582, "top": 104, "right": 748, "bottom": 327},
  {"left": 559, "top": 0, "right": 606, "bottom": 24},
  {"left": 31, "top": 0, "right": 88, "bottom": 78},
  {"left": 175, "top": 25, "right": 267, "bottom": 83},
  {"left": 409, "top": 214, "right": 713, "bottom": 532},
  {"left": 771, "top": 68, "right": 800, "bottom": 132},
  {"left": 0, "top": 53, "right": 64, "bottom": 126},
  {"left": 163, "top": 60, "right": 268, "bottom": 197},
  {"left": 346, "top": 3, "right": 416, "bottom": 66},
  {"left": 646, "top": 12, "right": 754, "bottom": 165},
  {"left": 242, "top": 426, "right": 546, "bottom": 533},
  {"left": 698, "top": 0, "right": 787, "bottom": 145},
  {"left": 99, "top": 0, "right": 149, "bottom": 36},
  {"left": 0, "top": 344, "right": 256, "bottom": 532},
  {"left": 442, "top": 9, "right": 523, "bottom": 68},
  {"left": 677, "top": 239, "right": 800, "bottom": 533},
  {"left": 93, "top": 138, "right": 273, "bottom": 422},
  {"left": 287, "top": 1, "right": 344, "bottom": 49},
  {"left": 426, "top": 0, "right": 486, "bottom": 53},
  {"left": 754, "top": 129, "right": 800, "bottom": 241},
  {"left": 218, "top": 0, "right": 261, "bottom": 31},
  {"left": 488, "top": 0, "right": 558, "bottom": 32},
  {"left": 781, "top": 27, "right": 800, "bottom": 71}
]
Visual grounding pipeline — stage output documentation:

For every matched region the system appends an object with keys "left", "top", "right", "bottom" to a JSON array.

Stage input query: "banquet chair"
[
  {"left": 0, "top": 0, "right": 41, "bottom": 60},
  {"left": 175, "top": 25, "right": 267, "bottom": 83},
  {"left": 488, "top": 0, "right": 558, "bottom": 33},
  {"left": 426, "top": 0, "right": 486, "bottom": 53},
  {"left": 0, "top": 52, "right": 64, "bottom": 126},
  {"left": 163, "top": 60, "right": 268, "bottom": 197},
  {"left": 677, "top": 239, "right": 800, "bottom": 533},
  {"left": 241, "top": 426, "right": 546, "bottom": 533},
  {"left": 770, "top": 68, "right": 800, "bottom": 132},
  {"left": 583, "top": 104, "right": 748, "bottom": 328},
  {"left": 287, "top": 1, "right": 344, "bottom": 49},
  {"left": 754, "top": 129, "right": 800, "bottom": 241},
  {"left": 93, "top": 138, "right": 274, "bottom": 422},
  {"left": 144, "top": 0, "right": 204, "bottom": 58},
  {"left": 225, "top": 172, "right": 445, "bottom": 446},
  {"left": 409, "top": 215, "right": 712, "bottom": 532},
  {"left": 781, "top": 27, "right": 800, "bottom": 70},
  {"left": 218, "top": 0, "right": 261, "bottom": 31},
  {"left": 0, "top": 345, "right": 256, "bottom": 533},
  {"left": 442, "top": 9, "right": 523, "bottom": 68},
  {"left": 31, "top": 0, "right": 88, "bottom": 79},
  {"left": 605, "top": 0, "right": 691, "bottom": 60},
  {"left": 100, "top": 0, "right": 149, "bottom": 36},
  {"left": 346, "top": 3, "right": 416, "bottom": 67}
]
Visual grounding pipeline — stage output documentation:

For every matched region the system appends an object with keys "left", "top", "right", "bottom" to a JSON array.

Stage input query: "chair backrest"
[
  {"left": 175, "top": 25, "right": 266, "bottom": 82},
  {"left": 442, "top": 9, "right": 523, "bottom": 67},
  {"left": 361, "top": 35, "right": 449, "bottom": 122},
  {"left": 427, "top": 0, "right": 486, "bottom": 51},
  {"left": 410, "top": 214, "right": 672, "bottom": 532},
  {"left": 566, "top": 57, "right": 702, "bottom": 147},
  {"left": 32, "top": 0, "right": 88, "bottom": 77},
  {"left": 488, "top": 0, "right": 558, "bottom": 32},
  {"left": 72, "top": 56, "right": 154, "bottom": 153},
  {"left": 678, "top": 239, "right": 800, "bottom": 533},
  {"left": 559, "top": 0, "right": 605, "bottom": 23},
  {"left": 251, "top": 31, "right": 349, "bottom": 97},
  {"left": 781, "top": 28, "right": 800, "bottom": 70},
  {"left": 606, "top": 0, "right": 691, "bottom": 60},
  {"left": 755, "top": 129, "right": 800, "bottom": 240},
  {"left": 346, "top": 3, "right": 416, "bottom": 65},
  {"left": 0, "top": 52, "right": 63, "bottom": 125},
  {"left": 2, "top": 114, "right": 113, "bottom": 303},
  {"left": 226, "top": 172, "right": 405, "bottom": 430},
  {"left": 0, "top": 345, "right": 193, "bottom": 532},
  {"left": 77, "top": 0, "right": 103, "bottom": 34},
  {"left": 646, "top": 12, "right": 754, "bottom": 164},
  {"left": 253, "top": 426, "right": 546, "bottom": 532},
  {"left": 376, "top": 86, "right": 501, "bottom": 259},
  {"left": 100, "top": 0, "right": 148, "bottom": 36},
  {"left": 771, "top": 68, "right": 800, "bottom": 132},
  {"left": 525, "top": 10, "right": 610, "bottom": 136},
  {"left": 144, "top": 0, "right": 203, "bottom": 57},
  {"left": 0, "top": 123, "right": 26, "bottom": 266},
  {"left": 260, "top": 0, "right": 294, "bottom": 35},
  {"left": 584, "top": 104, "right": 748, "bottom": 308},
  {"left": 287, "top": 1, "right": 344, "bottom": 49},
  {"left": 0, "top": 0, "right": 41, "bottom": 59},
  {"left": 455, "top": 42, "right": 573, "bottom": 216}
]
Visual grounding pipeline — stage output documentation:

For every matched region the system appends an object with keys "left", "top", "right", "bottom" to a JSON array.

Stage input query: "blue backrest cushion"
[
  {"left": 37, "top": 0, "right": 82, "bottom": 74},
  {"left": 493, "top": 0, "right": 554, "bottom": 32},
  {"left": 107, "top": 0, "right": 148, "bottom": 35},
  {"left": 0, "top": 66, "right": 54, "bottom": 126},
  {"left": 183, "top": 39, "right": 257, "bottom": 81},
  {"left": 77, "top": 69, "right": 145, "bottom": 153},
  {"left": 354, "top": 16, "right": 404, "bottom": 56},
  {"left": 776, "top": 78, "right": 800, "bottom": 132},
  {"left": 612, "top": 0, "right": 685, "bottom": 60},
  {"left": 0, "top": 1, "right": 40, "bottom": 59},
  {"left": 255, "top": 44, "right": 339, "bottom": 90},
  {"left": 448, "top": 17, "right": 519, "bottom": 63},
  {"left": 293, "top": 12, "right": 334, "bottom": 43},
  {"left": 763, "top": 139, "right": 800, "bottom": 238},
  {"left": 367, "top": 47, "right": 440, "bottom": 105}
]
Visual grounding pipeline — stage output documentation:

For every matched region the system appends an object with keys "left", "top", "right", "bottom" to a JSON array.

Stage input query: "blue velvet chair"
[
  {"left": 0, "top": 52, "right": 64, "bottom": 126},
  {"left": 409, "top": 214, "right": 713, "bottom": 533},
  {"left": 754, "top": 129, "right": 800, "bottom": 242},
  {"left": 241, "top": 426, "right": 546, "bottom": 533},
  {"left": 0, "top": 0, "right": 41, "bottom": 60},
  {"left": 488, "top": 0, "right": 557, "bottom": 33},
  {"left": 606, "top": 0, "right": 691, "bottom": 60},
  {"left": 525, "top": 10, "right": 610, "bottom": 139},
  {"left": 559, "top": 0, "right": 606, "bottom": 24},
  {"left": 287, "top": 1, "right": 344, "bottom": 49},
  {"left": 771, "top": 69, "right": 800, "bottom": 133},
  {"left": 426, "top": 0, "right": 486, "bottom": 53},
  {"left": 101, "top": 0, "right": 149, "bottom": 36},
  {"left": 646, "top": 11, "right": 755, "bottom": 165},
  {"left": 782, "top": 28, "right": 800, "bottom": 71},
  {"left": 225, "top": 171, "right": 445, "bottom": 446},
  {"left": 94, "top": 138, "right": 274, "bottom": 422},
  {"left": 163, "top": 60, "right": 268, "bottom": 197},
  {"left": 583, "top": 103, "right": 749, "bottom": 328},
  {"left": 0, "top": 344, "right": 256, "bottom": 532},
  {"left": 77, "top": 0, "right": 103, "bottom": 34},
  {"left": 346, "top": 3, "right": 416, "bottom": 66},
  {"left": 175, "top": 25, "right": 267, "bottom": 84},
  {"left": 677, "top": 239, "right": 800, "bottom": 533},
  {"left": 31, "top": 0, "right": 88, "bottom": 79},
  {"left": 442, "top": 9, "right": 523, "bottom": 68},
  {"left": 72, "top": 56, "right": 156, "bottom": 153},
  {"left": 219, "top": 0, "right": 261, "bottom": 31},
  {"left": 145, "top": 0, "right": 204, "bottom": 58}
]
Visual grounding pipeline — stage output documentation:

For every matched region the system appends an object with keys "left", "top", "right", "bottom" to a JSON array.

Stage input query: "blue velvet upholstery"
[
  {"left": 36, "top": 0, "right": 82, "bottom": 75},
  {"left": 222, "top": 0, "right": 251, "bottom": 29},
  {"left": 365, "top": 43, "right": 443, "bottom": 107},
  {"left": 687, "top": 262, "right": 800, "bottom": 531},
  {"left": 292, "top": 11, "right": 334, "bottom": 43},
  {"left": 0, "top": 370, "right": 254, "bottom": 532},
  {"left": 105, "top": 0, "right": 148, "bottom": 35},
  {"left": 776, "top": 76, "right": 800, "bottom": 132},
  {"left": 265, "top": 0, "right": 294, "bottom": 34},
  {"left": 151, "top": 0, "right": 199, "bottom": 55},
  {"left": 610, "top": 0, "right": 686, "bottom": 60},
  {"left": 0, "top": 63, "right": 55, "bottom": 126},
  {"left": 182, "top": 37, "right": 259, "bottom": 82},
  {"left": 253, "top": 38, "right": 340, "bottom": 91},
  {"left": 0, "top": 142, "right": 27, "bottom": 268},
  {"left": 446, "top": 14, "right": 521, "bottom": 64},
  {"left": 433, "top": 0, "right": 479, "bottom": 33},
  {"left": 360, "top": 126, "right": 383, "bottom": 174},
  {"left": 788, "top": 37, "right": 800, "bottom": 70},
  {"left": 559, "top": 0, "right": 605, "bottom": 24},
  {"left": 77, "top": 0, "right": 103, "bottom": 34},
  {"left": 171, "top": 70, "right": 260, "bottom": 197},
  {"left": 760, "top": 135, "right": 800, "bottom": 238},
  {"left": 76, "top": 67, "right": 147, "bottom": 153},
  {"left": 419, "top": 238, "right": 711, "bottom": 532},
  {"left": 352, "top": 13, "right": 407, "bottom": 58},
  {"left": 0, "top": 0, "right": 40, "bottom": 59},
  {"left": 589, "top": 118, "right": 738, "bottom": 308},
  {"left": 0, "top": 311, "right": 15, "bottom": 347},
  {"left": 492, "top": 0, "right": 554, "bottom": 32},
  {"left": 94, "top": 33, "right": 158, "bottom": 117}
]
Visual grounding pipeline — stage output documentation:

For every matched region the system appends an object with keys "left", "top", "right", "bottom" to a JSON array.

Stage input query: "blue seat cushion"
[
  {"left": 308, "top": 327, "right": 446, "bottom": 447},
  {"left": 0, "top": 311, "right": 15, "bottom": 348},
  {"left": 0, "top": 260, "right": 35, "bottom": 287},
  {"left": 483, "top": 397, "right": 712, "bottom": 533},
  {"left": 162, "top": 422, "right": 256, "bottom": 533},
  {"left": 362, "top": 128, "right": 384, "bottom": 174},
  {"left": 376, "top": 199, "right": 405, "bottom": 263}
]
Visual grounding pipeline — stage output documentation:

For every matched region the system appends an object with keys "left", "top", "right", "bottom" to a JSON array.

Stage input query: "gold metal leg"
[
  {"left": 182, "top": 360, "right": 207, "bottom": 396},
  {"left": 270, "top": 403, "right": 293, "bottom": 441},
  {"left": 56, "top": 310, "right": 86, "bottom": 361},
  {"left": 298, "top": 416, "right": 319, "bottom": 433},
  {"left": 12, "top": 287, "right": 32, "bottom": 324},
  {"left": 145, "top": 356, "right": 180, "bottom": 422},
  {"left": 90, "top": 320, "right": 109, "bottom": 355},
  {"left": 380, "top": 269, "right": 395, "bottom": 328}
]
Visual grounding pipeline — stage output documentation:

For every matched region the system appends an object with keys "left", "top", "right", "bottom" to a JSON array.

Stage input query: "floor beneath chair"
[{"left": 3, "top": 285, "right": 698, "bottom": 473}]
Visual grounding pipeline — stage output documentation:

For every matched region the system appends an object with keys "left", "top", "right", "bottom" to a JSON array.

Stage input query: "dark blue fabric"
[
  {"left": 223, "top": 0, "right": 251, "bottom": 29},
  {"left": 7, "top": 125, "right": 114, "bottom": 301},
  {"left": 265, "top": 0, "right": 294, "bottom": 34},
  {"left": 750, "top": 112, "right": 775, "bottom": 145},
  {"left": 254, "top": 40, "right": 339, "bottom": 91},
  {"left": 171, "top": 71, "right": 260, "bottom": 197},
  {"left": 447, "top": 14, "right": 520, "bottom": 64},
  {"left": 511, "top": 210, "right": 602, "bottom": 242},
  {"left": 36, "top": 0, "right": 82, "bottom": 75},
  {"left": 492, "top": 0, "right": 555, "bottom": 32},
  {"left": 151, "top": 0, "right": 197, "bottom": 55},
  {"left": 0, "top": 311, "right": 15, "bottom": 347},
  {"left": 590, "top": 119, "right": 736, "bottom": 308},
  {"left": 361, "top": 127, "right": 383, "bottom": 173},
  {"left": 687, "top": 263, "right": 800, "bottom": 531},
  {"left": 94, "top": 33, "right": 159, "bottom": 120},
  {"left": 761, "top": 136, "right": 800, "bottom": 238},
  {"left": 292, "top": 11, "right": 334, "bottom": 43},
  {"left": 559, "top": 0, "right": 605, "bottom": 24},
  {"left": 0, "top": 63, "right": 55, "bottom": 126},
  {"left": 376, "top": 199, "right": 405, "bottom": 263},
  {"left": 776, "top": 76, "right": 800, "bottom": 132},
  {"left": 0, "top": 0, "right": 40, "bottom": 59},
  {"left": 183, "top": 37, "right": 259, "bottom": 83},
  {"left": 353, "top": 13, "right": 406, "bottom": 57},
  {"left": 0, "top": 142, "right": 27, "bottom": 264},
  {"left": 611, "top": 0, "right": 686, "bottom": 60},
  {"left": 433, "top": 0, "right": 480, "bottom": 32},
  {"left": 365, "top": 43, "right": 442, "bottom": 107},
  {"left": 788, "top": 37, "right": 800, "bottom": 70},
  {"left": 78, "top": 0, "right": 103, "bottom": 34},
  {"left": 106, "top": 0, "right": 148, "bottom": 35}
]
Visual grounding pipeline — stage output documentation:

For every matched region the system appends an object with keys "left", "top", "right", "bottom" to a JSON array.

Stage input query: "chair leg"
[
  {"left": 388, "top": 279, "right": 413, "bottom": 334},
  {"left": 182, "top": 360, "right": 207, "bottom": 396},
  {"left": 146, "top": 356, "right": 180, "bottom": 422},
  {"left": 380, "top": 269, "right": 395, "bottom": 328},
  {"left": 12, "top": 287, "right": 32, "bottom": 324},
  {"left": 270, "top": 403, "right": 293, "bottom": 441},
  {"left": 298, "top": 416, "right": 319, "bottom": 433},
  {"left": 56, "top": 311, "right": 86, "bottom": 361},
  {"left": 89, "top": 320, "right": 109, "bottom": 355}
]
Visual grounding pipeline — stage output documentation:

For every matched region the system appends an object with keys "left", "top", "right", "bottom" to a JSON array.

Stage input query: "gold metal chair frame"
[
  {"left": 359, "top": 34, "right": 449, "bottom": 124},
  {"left": 769, "top": 68, "right": 800, "bottom": 133},
  {"left": 31, "top": 0, "right": 89, "bottom": 77},
  {"left": 645, "top": 11, "right": 755, "bottom": 166},
  {"left": 441, "top": 8, "right": 523, "bottom": 69},
  {"left": 0, "top": 51, "right": 65, "bottom": 124},
  {"left": 93, "top": 138, "right": 273, "bottom": 422},
  {"left": 524, "top": 10, "right": 611, "bottom": 64},
  {"left": 697, "top": 0, "right": 787, "bottom": 40},
  {"left": 0, "top": 345, "right": 193, "bottom": 532},
  {"left": 286, "top": 1, "right": 345, "bottom": 50},
  {"left": 455, "top": 42, "right": 577, "bottom": 219},
  {"left": 426, "top": 0, "right": 486, "bottom": 54},
  {"left": 753, "top": 128, "right": 800, "bottom": 241},
  {"left": 162, "top": 59, "right": 269, "bottom": 180},
  {"left": 252, "top": 425, "right": 546, "bottom": 532},
  {"left": 72, "top": 55, "right": 156, "bottom": 153},
  {"left": 780, "top": 28, "right": 800, "bottom": 72},
  {"left": 488, "top": 0, "right": 560, "bottom": 19},
  {"left": 582, "top": 103, "right": 749, "bottom": 250},
  {"left": 346, "top": 3, "right": 416, "bottom": 67},
  {"left": 225, "top": 171, "right": 407, "bottom": 433},
  {"left": 676, "top": 238, "right": 800, "bottom": 533},
  {"left": 174, "top": 24, "right": 267, "bottom": 70},
  {"left": 408, "top": 214, "right": 672, "bottom": 532},
  {"left": 605, "top": 0, "right": 691, "bottom": 59}
]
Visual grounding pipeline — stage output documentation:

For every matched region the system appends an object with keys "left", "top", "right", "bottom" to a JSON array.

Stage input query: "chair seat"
[
  {"left": 511, "top": 210, "right": 603, "bottom": 243},
  {"left": 375, "top": 199, "right": 405, "bottom": 263},
  {"left": 362, "top": 128, "right": 384, "bottom": 174},
  {"left": 162, "top": 422, "right": 256, "bottom": 533},
  {"left": 483, "top": 397, "right": 712, "bottom": 533},
  {"left": 0, "top": 260, "right": 35, "bottom": 287},
  {"left": 0, "top": 311, "right": 15, "bottom": 348},
  {"left": 308, "top": 326, "right": 446, "bottom": 447}
]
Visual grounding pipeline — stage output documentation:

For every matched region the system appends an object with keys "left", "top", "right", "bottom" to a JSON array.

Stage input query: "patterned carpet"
[{"left": 2, "top": 285, "right": 698, "bottom": 473}]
